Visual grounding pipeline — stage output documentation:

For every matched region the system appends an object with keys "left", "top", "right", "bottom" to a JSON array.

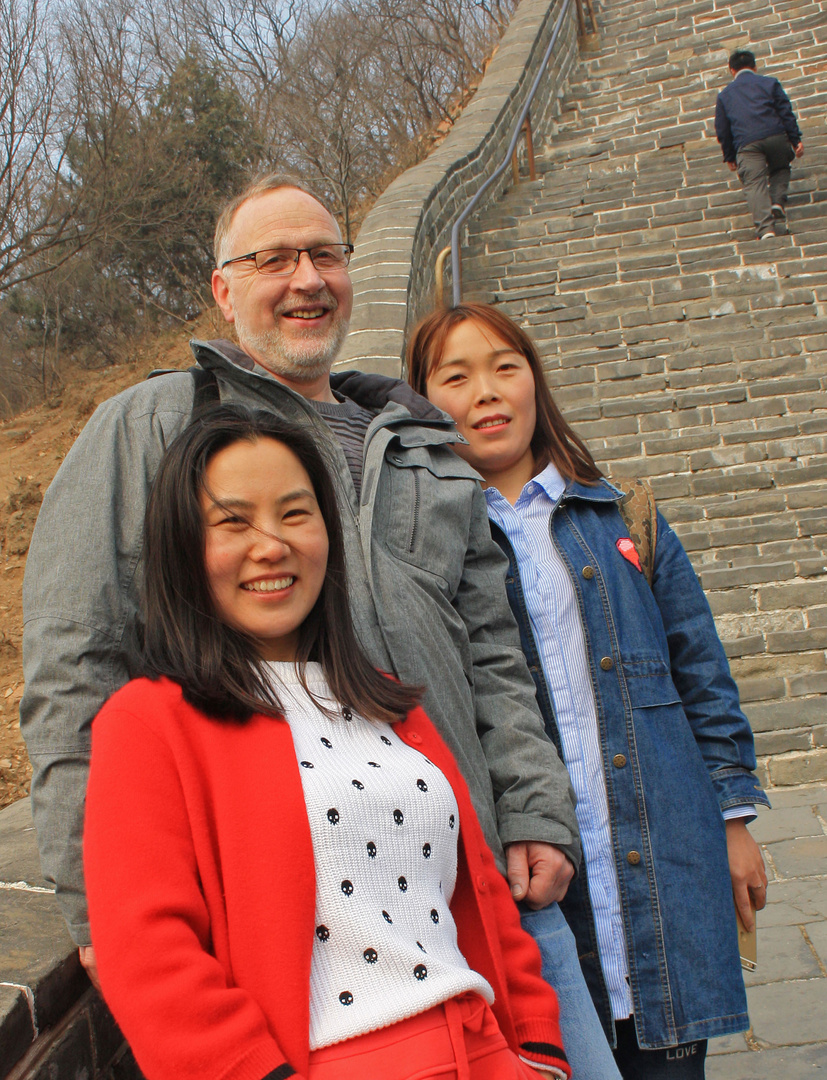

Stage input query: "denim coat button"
[
  {"left": 600, "top": 656, "right": 614, "bottom": 671},
  {"left": 582, "top": 566, "right": 595, "bottom": 579},
  {"left": 613, "top": 754, "right": 627, "bottom": 768},
  {"left": 627, "top": 850, "right": 641, "bottom": 865}
]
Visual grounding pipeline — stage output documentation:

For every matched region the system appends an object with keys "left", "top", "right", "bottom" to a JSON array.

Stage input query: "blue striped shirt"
[{"left": 485, "top": 463, "right": 634, "bottom": 1019}]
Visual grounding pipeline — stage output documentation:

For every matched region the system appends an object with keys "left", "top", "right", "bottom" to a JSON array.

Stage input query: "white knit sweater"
[{"left": 265, "top": 662, "right": 494, "bottom": 1050}]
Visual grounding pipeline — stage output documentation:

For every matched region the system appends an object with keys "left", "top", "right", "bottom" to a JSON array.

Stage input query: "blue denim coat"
[{"left": 490, "top": 478, "right": 769, "bottom": 1049}]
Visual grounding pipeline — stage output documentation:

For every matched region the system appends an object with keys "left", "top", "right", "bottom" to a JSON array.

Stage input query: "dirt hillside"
[{"left": 0, "top": 311, "right": 225, "bottom": 810}]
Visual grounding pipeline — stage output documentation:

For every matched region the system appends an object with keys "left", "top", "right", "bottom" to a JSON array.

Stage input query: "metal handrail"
[{"left": 448, "top": 0, "right": 571, "bottom": 306}]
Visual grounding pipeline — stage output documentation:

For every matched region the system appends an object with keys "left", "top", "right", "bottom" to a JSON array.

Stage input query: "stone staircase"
[{"left": 460, "top": 0, "right": 827, "bottom": 785}]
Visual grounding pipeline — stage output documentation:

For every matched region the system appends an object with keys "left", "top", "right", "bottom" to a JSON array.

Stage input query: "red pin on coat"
[{"left": 617, "top": 537, "right": 642, "bottom": 573}]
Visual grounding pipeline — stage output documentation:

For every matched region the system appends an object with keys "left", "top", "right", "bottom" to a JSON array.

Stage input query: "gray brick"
[
  {"left": 706, "top": 493, "right": 788, "bottom": 518},
  {"left": 693, "top": 472, "right": 775, "bottom": 496},
  {"left": 674, "top": 386, "right": 748, "bottom": 410},
  {"left": 755, "top": 729, "right": 814, "bottom": 755},
  {"left": 707, "top": 591, "right": 757, "bottom": 616},
  {"left": 649, "top": 474, "right": 692, "bottom": 499},
  {"left": 574, "top": 416, "right": 640, "bottom": 439},
  {"left": 642, "top": 433, "right": 719, "bottom": 455},
  {"left": 788, "top": 672, "right": 827, "bottom": 696},
  {"left": 723, "top": 635, "right": 766, "bottom": 658},
  {"left": 701, "top": 562, "right": 795, "bottom": 589},
  {"left": 767, "top": 628, "right": 827, "bottom": 653},
  {"left": 759, "top": 582, "right": 827, "bottom": 610},
  {"left": 737, "top": 676, "right": 786, "bottom": 702},
  {"left": 746, "top": 698, "right": 826, "bottom": 733},
  {"left": 602, "top": 394, "right": 675, "bottom": 417},
  {"left": 610, "top": 453, "right": 688, "bottom": 477}
]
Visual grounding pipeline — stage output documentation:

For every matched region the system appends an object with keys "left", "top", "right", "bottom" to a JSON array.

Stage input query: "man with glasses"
[{"left": 22, "top": 174, "right": 609, "bottom": 1075}]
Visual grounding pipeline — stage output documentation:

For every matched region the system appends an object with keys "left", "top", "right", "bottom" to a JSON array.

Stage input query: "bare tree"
[
  {"left": 172, "top": 0, "right": 302, "bottom": 161},
  {"left": 0, "top": 0, "right": 84, "bottom": 293},
  {"left": 1, "top": 0, "right": 520, "bottom": 416}
]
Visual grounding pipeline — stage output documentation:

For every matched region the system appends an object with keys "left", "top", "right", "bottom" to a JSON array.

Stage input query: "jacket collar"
[
  {"left": 563, "top": 477, "right": 626, "bottom": 504},
  {"left": 189, "top": 338, "right": 461, "bottom": 443}
]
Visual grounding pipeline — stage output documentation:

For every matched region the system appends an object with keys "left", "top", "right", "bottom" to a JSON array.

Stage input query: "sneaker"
[
  {"left": 759, "top": 232, "right": 775, "bottom": 240},
  {"left": 771, "top": 204, "right": 786, "bottom": 219}
]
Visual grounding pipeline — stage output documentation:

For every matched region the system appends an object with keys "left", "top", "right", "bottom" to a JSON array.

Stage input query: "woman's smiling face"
[
  {"left": 200, "top": 436, "right": 329, "bottom": 661},
  {"left": 425, "top": 317, "right": 537, "bottom": 498}
]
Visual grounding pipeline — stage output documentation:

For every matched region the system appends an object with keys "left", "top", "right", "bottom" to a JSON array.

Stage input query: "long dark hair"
[
  {"left": 407, "top": 303, "right": 602, "bottom": 485},
  {"left": 141, "top": 404, "right": 420, "bottom": 723}
]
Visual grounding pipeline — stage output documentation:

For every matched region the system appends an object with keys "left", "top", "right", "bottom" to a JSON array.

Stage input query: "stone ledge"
[{"left": 0, "top": 799, "right": 136, "bottom": 1080}]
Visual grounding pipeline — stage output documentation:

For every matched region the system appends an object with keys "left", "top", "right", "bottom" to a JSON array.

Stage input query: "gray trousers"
[{"left": 736, "top": 133, "right": 796, "bottom": 237}]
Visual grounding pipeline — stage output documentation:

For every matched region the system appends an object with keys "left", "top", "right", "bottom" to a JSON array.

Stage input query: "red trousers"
[{"left": 307, "top": 993, "right": 544, "bottom": 1080}]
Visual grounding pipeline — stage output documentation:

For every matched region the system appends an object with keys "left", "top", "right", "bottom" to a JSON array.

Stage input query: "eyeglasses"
[{"left": 220, "top": 244, "right": 354, "bottom": 275}]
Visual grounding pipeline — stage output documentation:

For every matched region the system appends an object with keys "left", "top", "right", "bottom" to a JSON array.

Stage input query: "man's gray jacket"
[{"left": 21, "top": 340, "right": 580, "bottom": 945}]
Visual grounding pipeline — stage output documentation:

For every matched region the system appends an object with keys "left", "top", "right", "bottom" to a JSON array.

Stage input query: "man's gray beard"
[{"left": 233, "top": 308, "right": 350, "bottom": 383}]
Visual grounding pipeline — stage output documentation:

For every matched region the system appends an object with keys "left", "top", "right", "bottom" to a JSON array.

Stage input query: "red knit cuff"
[{"left": 515, "top": 1019, "right": 571, "bottom": 1079}]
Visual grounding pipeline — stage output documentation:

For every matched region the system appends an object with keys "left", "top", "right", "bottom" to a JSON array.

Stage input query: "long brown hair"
[
  {"left": 141, "top": 405, "right": 420, "bottom": 723},
  {"left": 407, "top": 303, "right": 602, "bottom": 484}
]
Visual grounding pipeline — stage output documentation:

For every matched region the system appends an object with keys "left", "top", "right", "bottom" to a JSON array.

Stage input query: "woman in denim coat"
[{"left": 408, "top": 303, "right": 770, "bottom": 1080}]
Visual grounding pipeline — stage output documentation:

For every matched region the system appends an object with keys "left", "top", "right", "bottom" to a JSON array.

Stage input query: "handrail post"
[
  {"left": 511, "top": 117, "right": 538, "bottom": 184},
  {"left": 434, "top": 245, "right": 452, "bottom": 308},
  {"left": 574, "top": 0, "right": 586, "bottom": 37},
  {"left": 525, "top": 115, "right": 537, "bottom": 181}
]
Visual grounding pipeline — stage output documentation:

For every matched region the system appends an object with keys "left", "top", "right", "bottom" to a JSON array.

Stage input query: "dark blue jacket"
[
  {"left": 715, "top": 69, "right": 802, "bottom": 162},
  {"left": 490, "top": 478, "right": 770, "bottom": 1048}
]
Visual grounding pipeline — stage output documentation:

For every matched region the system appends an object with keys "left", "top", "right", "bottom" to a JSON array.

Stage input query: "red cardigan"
[{"left": 85, "top": 677, "right": 569, "bottom": 1080}]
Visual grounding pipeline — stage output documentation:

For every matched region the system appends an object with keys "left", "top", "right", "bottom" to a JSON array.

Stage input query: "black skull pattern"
[{"left": 292, "top": 702, "right": 467, "bottom": 1026}]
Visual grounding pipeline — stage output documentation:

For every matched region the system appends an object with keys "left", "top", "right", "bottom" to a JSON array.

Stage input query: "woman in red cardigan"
[{"left": 83, "top": 405, "right": 571, "bottom": 1080}]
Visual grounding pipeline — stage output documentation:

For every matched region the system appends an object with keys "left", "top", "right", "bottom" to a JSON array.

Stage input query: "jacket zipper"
[{"left": 408, "top": 469, "right": 420, "bottom": 552}]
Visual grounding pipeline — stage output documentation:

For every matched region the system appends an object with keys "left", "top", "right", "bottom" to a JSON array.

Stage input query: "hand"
[
  {"left": 794, "top": 141, "right": 804, "bottom": 158},
  {"left": 79, "top": 945, "right": 102, "bottom": 993},
  {"left": 726, "top": 819, "right": 767, "bottom": 932},
  {"left": 506, "top": 841, "right": 575, "bottom": 909},
  {"left": 727, "top": 161, "right": 737, "bottom": 171}
]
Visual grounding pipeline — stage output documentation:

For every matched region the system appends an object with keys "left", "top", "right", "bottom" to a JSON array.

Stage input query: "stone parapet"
[{"left": 335, "top": 0, "right": 581, "bottom": 377}]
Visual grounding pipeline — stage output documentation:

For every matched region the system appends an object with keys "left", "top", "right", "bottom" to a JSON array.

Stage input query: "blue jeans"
[{"left": 521, "top": 903, "right": 622, "bottom": 1080}]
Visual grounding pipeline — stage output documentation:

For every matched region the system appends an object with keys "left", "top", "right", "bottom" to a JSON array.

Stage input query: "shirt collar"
[{"left": 484, "top": 460, "right": 566, "bottom": 510}]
